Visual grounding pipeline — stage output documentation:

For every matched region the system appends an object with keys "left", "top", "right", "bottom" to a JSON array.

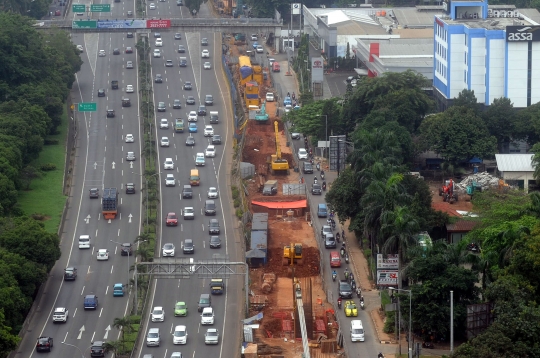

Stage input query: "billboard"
[
  {"left": 311, "top": 57, "right": 324, "bottom": 83},
  {"left": 329, "top": 135, "right": 347, "bottom": 172},
  {"left": 377, "top": 270, "right": 399, "bottom": 286},
  {"left": 291, "top": 3, "right": 301, "bottom": 15},
  {"left": 377, "top": 254, "right": 399, "bottom": 269},
  {"left": 147, "top": 19, "right": 171, "bottom": 28},
  {"left": 506, "top": 26, "right": 540, "bottom": 42},
  {"left": 96, "top": 19, "right": 146, "bottom": 29},
  {"left": 72, "top": 20, "right": 97, "bottom": 29}
]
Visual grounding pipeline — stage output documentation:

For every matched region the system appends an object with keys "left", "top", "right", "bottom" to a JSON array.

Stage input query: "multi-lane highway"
[{"left": 15, "top": 1, "right": 241, "bottom": 358}]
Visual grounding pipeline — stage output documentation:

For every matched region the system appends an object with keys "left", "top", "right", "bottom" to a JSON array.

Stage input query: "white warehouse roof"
[{"left": 495, "top": 154, "right": 534, "bottom": 172}]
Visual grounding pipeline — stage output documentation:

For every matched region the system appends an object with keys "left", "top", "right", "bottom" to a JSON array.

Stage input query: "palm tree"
[
  {"left": 103, "top": 340, "right": 121, "bottom": 356},
  {"left": 113, "top": 316, "right": 133, "bottom": 351},
  {"left": 531, "top": 142, "right": 540, "bottom": 184}
]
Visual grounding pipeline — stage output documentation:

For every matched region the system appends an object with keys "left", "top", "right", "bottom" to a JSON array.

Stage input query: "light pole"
[
  {"left": 110, "top": 239, "right": 130, "bottom": 287},
  {"left": 390, "top": 287, "right": 412, "bottom": 358},
  {"left": 61, "top": 342, "right": 89, "bottom": 358},
  {"left": 319, "top": 115, "right": 328, "bottom": 164}
]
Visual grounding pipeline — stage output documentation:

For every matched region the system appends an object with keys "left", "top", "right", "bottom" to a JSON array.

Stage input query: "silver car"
[{"left": 126, "top": 152, "right": 136, "bottom": 161}]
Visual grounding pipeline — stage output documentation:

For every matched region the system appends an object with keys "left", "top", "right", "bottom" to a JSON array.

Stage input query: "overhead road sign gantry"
[
  {"left": 90, "top": 4, "right": 111, "bottom": 12},
  {"left": 72, "top": 4, "right": 86, "bottom": 12}
]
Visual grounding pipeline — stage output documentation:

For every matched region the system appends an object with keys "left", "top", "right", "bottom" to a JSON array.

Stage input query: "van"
[
  {"left": 175, "top": 118, "right": 184, "bottom": 132},
  {"left": 189, "top": 169, "right": 200, "bottom": 186},
  {"left": 317, "top": 203, "right": 328, "bottom": 218},
  {"left": 198, "top": 293, "right": 211, "bottom": 312},
  {"left": 302, "top": 161, "right": 313, "bottom": 174},
  {"left": 209, "top": 111, "right": 219, "bottom": 124},
  {"left": 84, "top": 294, "right": 98, "bottom": 309},
  {"left": 79, "top": 235, "right": 91, "bottom": 249},
  {"left": 272, "top": 62, "right": 280, "bottom": 72},
  {"left": 200, "top": 307, "right": 215, "bottom": 325},
  {"left": 204, "top": 200, "right": 216, "bottom": 216},
  {"left": 350, "top": 320, "right": 365, "bottom": 342},
  {"left": 113, "top": 283, "right": 125, "bottom": 296},
  {"left": 179, "top": 57, "right": 187, "bottom": 67},
  {"left": 330, "top": 251, "right": 341, "bottom": 267},
  {"left": 146, "top": 328, "right": 161, "bottom": 346},
  {"left": 182, "top": 184, "right": 193, "bottom": 198}
]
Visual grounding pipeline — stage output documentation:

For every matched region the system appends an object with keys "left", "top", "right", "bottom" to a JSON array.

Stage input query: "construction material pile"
[{"left": 455, "top": 172, "right": 500, "bottom": 191}]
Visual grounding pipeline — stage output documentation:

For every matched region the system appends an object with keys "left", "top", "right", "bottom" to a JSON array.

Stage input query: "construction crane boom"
[{"left": 274, "top": 121, "right": 281, "bottom": 159}]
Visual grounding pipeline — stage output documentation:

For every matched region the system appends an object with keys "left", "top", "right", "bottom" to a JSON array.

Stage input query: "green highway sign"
[
  {"left": 90, "top": 4, "right": 111, "bottom": 12},
  {"left": 78, "top": 103, "right": 97, "bottom": 112},
  {"left": 72, "top": 4, "right": 86, "bottom": 12},
  {"left": 72, "top": 20, "right": 97, "bottom": 29}
]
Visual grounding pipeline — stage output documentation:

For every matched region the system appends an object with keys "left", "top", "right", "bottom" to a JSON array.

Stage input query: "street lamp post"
[
  {"left": 110, "top": 239, "right": 130, "bottom": 287},
  {"left": 390, "top": 287, "right": 412, "bottom": 358}
]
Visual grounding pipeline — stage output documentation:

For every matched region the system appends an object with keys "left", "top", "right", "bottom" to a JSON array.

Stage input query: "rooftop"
[
  {"left": 446, "top": 220, "right": 481, "bottom": 232},
  {"left": 357, "top": 38, "right": 433, "bottom": 67},
  {"left": 495, "top": 154, "right": 534, "bottom": 172}
]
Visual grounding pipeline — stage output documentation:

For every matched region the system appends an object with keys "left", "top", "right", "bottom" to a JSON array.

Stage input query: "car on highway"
[
  {"left": 154, "top": 32, "right": 161, "bottom": 38},
  {"left": 183, "top": 81, "right": 192, "bottom": 89},
  {"left": 291, "top": 132, "right": 301, "bottom": 139},
  {"left": 126, "top": 61, "right": 133, "bottom": 69},
  {"left": 36, "top": 336, "right": 53, "bottom": 352},
  {"left": 173, "top": 325, "right": 187, "bottom": 345},
  {"left": 158, "top": 101, "right": 166, "bottom": 112},
  {"left": 211, "top": 135, "right": 222, "bottom": 144},
  {"left": 185, "top": 135, "right": 195, "bottom": 146},
  {"left": 321, "top": 225, "right": 332, "bottom": 238},
  {"left": 165, "top": 174, "right": 176, "bottom": 186},
  {"left": 96, "top": 249, "right": 109, "bottom": 260},
  {"left": 188, "top": 123, "right": 197, "bottom": 133},
  {"left": 312, "top": 183, "right": 322, "bottom": 195},
  {"left": 126, "top": 183, "right": 135, "bottom": 194},
  {"left": 155, "top": 74, "right": 163, "bottom": 83},
  {"left": 205, "top": 145, "right": 216, "bottom": 157},
  {"left": 201, "top": 38, "right": 209, "bottom": 45},
  {"left": 155, "top": 39, "right": 163, "bottom": 47},
  {"left": 209, "top": 236, "right": 221, "bottom": 248},
  {"left": 183, "top": 239, "right": 194, "bottom": 254},
  {"left": 188, "top": 111, "right": 197, "bottom": 121},
  {"left": 186, "top": 96, "right": 195, "bottom": 105},
  {"left": 146, "top": 328, "right": 160, "bottom": 347},
  {"left": 198, "top": 293, "right": 211, "bottom": 311},
  {"left": 76, "top": 44, "right": 84, "bottom": 53},
  {"left": 183, "top": 207, "right": 195, "bottom": 219},
  {"left": 127, "top": 10, "right": 133, "bottom": 17},
  {"left": 113, "top": 48, "right": 120, "bottom": 55},
  {"left": 126, "top": 85, "right": 134, "bottom": 93},
  {"left": 298, "top": 148, "right": 308, "bottom": 160},
  {"left": 205, "top": 95, "right": 214, "bottom": 105},
  {"left": 204, "top": 62, "right": 211, "bottom": 69},
  {"left": 182, "top": 185, "right": 193, "bottom": 198},
  {"left": 97, "top": 88, "right": 105, "bottom": 97},
  {"left": 256, "top": 45, "right": 264, "bottom": 53},
  {"left": 164, "top": 157, "right": 174, "bottom": 169},
  {"left": 251, "top": 34, "right": 258, "bottom": 40},
  {"left": 204, "top": 125, "right": 214, "bottom": 137},
  {"left": 177, "top": 0, "right": 183, "bottom": 4},
  {"left": 207, "top": 187, "right": 219, "bottom": 198},
  {"left": 90, "top": 341, "right": 105, "bottom": 357},
  {"left": 125, "top": 46, "right": 133, "bottom": 53},
  {"left": 325, "top": 233, "right": 336, "bottom": 248},
  {"left": 205, "top": 328, "right": 219, "bottom": 344},
  {"left": 201, "top": 49, "right": 210, "bottom": 58},
  {"left": 198, "top": 105, "right": 207, "bottom": 116},
  {"left": 252, "top": 42, "right": 259, "bottom": 49},
  {"left": 64, "top": 266, "right": 78, "bottom": 281},
  {"left": 160, "top": 118, "right": 169, "bottom": 129},
  {"left": 98, "top": 49, "right": 106, "bottom": 57},
  {"left": 113, "top": 283, "right": 125, "bottom": 297},
  {"left": 339, "top": 280, "right": 353, "bottom": 298},
  {"left": 127, "top": 32, "right": 134, "bottom": 38},
  {"left": 208, "top": 219, "right": 220, "bottom": 234},
  {"left": 52, "top": 307, "right": 68, "bottom": 323},
  {"left": 149, "top": 2, "right": 156, "bottom": 9},
  {"left": 174, "top": 32, "right": 182, "bottom": 40},
  {"left": 201, "top": 307, "right": 215, "bottom": 325},
  {"left": 173, "top": 99, "right": 182, "bottom": 109},
  {"left": 160, "top": 136, "right": 170, "bottom": 147},
  {"left": 89, "top": 188, "right": 99, "bottom": 198},
  {"left": 166, "top": 212, "right": 178, "bottom": 226},
  {"left": 174, "top": 301, "right": 188, "bottom": 316},
  {"left": 162, "top": 243, "right": 175, "bottom": 257},
  {"left": 345, "top": 301, "right": 358, "bottom": 317},
  {"left": 153, "top": 49, "right": 161, "bottom": 58},
  {"left": 166, "top": 59, "right": 173, "bottom": 67},
  {"left": 195, "top": 153, "right": 205, "bottom": 166},
  {"left": 107, "top": 109, "right": 115, "bottom": 118},
  {"left": 266, "top": 92, "right": 274, "bottom": 102},
  {"left": 178, "top": 44, "right": 186, "bottom": 53},
  {"left": 120, "top": 243, "right": 133, "bottom": 255},
  {"left": 126, "top": 151, "right": 136, "bottom": 161}
]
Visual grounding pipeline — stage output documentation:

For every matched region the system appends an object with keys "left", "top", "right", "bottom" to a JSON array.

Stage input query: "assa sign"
[{"left": 506, "top": 26, "right": 540, "bottom": 42}]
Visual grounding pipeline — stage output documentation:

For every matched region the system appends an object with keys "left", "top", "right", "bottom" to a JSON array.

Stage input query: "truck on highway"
[
  {"left": 102, "top": 188, "right": 118, "bottom": 219},
  {"left": 210, "top": 278, "right": 225, "bottom": 294},
  {"left": 209, "top": 111, "right": 219, "bottom": 124}
]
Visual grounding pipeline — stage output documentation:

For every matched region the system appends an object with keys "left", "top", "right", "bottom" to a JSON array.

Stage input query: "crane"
[{"left": 270, "top": 121, "right": 289, "bottom": 174}]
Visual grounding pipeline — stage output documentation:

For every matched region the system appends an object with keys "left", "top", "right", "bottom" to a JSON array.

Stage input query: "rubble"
[{"left": 454, "top": 172, "right": 500, "bottom": 191}]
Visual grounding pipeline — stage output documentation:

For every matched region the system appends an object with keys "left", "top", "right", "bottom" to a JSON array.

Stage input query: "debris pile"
[{"left": 455, "top": 172, "right": 500, "bottom": 191}]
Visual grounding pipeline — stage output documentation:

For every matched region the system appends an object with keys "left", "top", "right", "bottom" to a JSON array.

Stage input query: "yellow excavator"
[
  {"left": 283, "top": 243, "right": 303, "bottom": 266},
  {"left": 270, "top": 121, "right": 289, "bottom": 174}
]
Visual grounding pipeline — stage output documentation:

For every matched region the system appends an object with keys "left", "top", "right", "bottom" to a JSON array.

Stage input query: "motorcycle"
[
  {"left": 378, "top": 353, "right": 385, "bottom": 358},
  {"left": 332, "top": 272, "right": 337, "bottom": 281},
  {"left": 345, "top": 254, "right": 350, "bottom": 264},
  {"left": 335, "top": 232, "right": 341, "bottom": 243},
  {"left": 356, "top": 288, "right": 362, "bottom": 298},
  {"left": 314, "top": 177, "right": 318, "bottom": 184},
  {"left": 322, "top": 181, "right": 327, "bottom": 191},
  {"left": 316, "top": 162, "right": 321, "bottom": 171},
  {"left": 360, "top": 301, "right": 365, "bottom": 310},
  {"left": 320, "top": 170, "right": 325, "bottom": 180},
  {"left": 337, "top": 298, "right": 342, "bottom": 309},
  {"left": 340, "top": 247, "right": 346, "bottom": 258},
  {"left": 467, "top": 243, "right": 480, "bottom": 253},
  {"left": 344, "top": 269, "right": 350, "bottom": 280},
  {"left": 351, "top": 280, "right": 356, "bottom": 290}
]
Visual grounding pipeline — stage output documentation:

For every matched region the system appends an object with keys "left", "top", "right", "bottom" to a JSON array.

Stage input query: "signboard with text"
[
  {"left": 377, "top": 270, "right": 399, "bottom": 286},
  {"left": 506, "top": 26, "right": 540, "bottom": 42},
  {"left": 147, "top": 19, "right": 171, "bottom": 28},
  {"left": 377, "top": 254, "right": 399, "bottom": 269},
  {"left": 78, "top": 102, "right": 97, "bottom": 112},
  {"left": 72, "top": 20, "right": 97, "bottom": 29},
  {"left": 72, "top": 4, "right": 86, "bottom": 12},
  {"left": 311, "top": 57, "right": 324, "bottom": 83},
  {"left": 90, "top": 4, "right": 111, "bottom": 12},
  {"left": 96, "top": 19, "right": 146, "bottom": 29}
]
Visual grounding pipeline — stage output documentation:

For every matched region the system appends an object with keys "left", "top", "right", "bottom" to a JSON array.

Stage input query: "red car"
[
  {"left": 125, "top": 46, "right": 133, "bottom": 54},
  {"left": 166, "top": 212, "right": 178, "bottom": 226}
]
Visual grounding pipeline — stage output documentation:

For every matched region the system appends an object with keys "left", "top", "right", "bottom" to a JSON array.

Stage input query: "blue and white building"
[{"left": 434, "top": 0, "right": 540, "bottom": 108}]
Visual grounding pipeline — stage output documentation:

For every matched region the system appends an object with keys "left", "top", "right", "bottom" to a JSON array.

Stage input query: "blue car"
[
  {"left": 189, "top": 123, "right": 198, "bottom": 133},
  {"left": 113, "top": 283, "right": 125, "bottom": 297},
  {"left": 284, "top": 96, "right": 292, "bottom": 106},
  {"left": 252, "top": 42, "right": 259, "bottom": 49}
]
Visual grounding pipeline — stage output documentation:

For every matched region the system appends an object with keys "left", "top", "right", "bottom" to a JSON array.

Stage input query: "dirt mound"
[{"left": 264, "top": 247, "right": 320, "bottom": 277}]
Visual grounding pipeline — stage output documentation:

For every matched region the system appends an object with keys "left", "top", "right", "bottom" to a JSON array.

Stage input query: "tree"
[
  {"left": 113, "top": 316, "right": 134, "bottom": 351},
  {"left": 453, "top": 89, "right": 479, "bottom": 114},
  {"left": 419, "top": 106, "right": 497, "bottom": 165},
  {"left": 0, "top": 309, "right": 19, "bottom": 356},
  {"left": 532, "top": 142, "right": 540, "bottom": 184},
  {"left": 483, "top": 97, "right": 515, "bottom": 152}
]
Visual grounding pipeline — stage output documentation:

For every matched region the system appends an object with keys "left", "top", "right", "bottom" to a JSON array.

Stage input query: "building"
[
  {"left": 495, "top": 153, "right": 535, "bottom": 190},
  {"left": 446, "top": 220, "right": 480, "bottom": 244},
  {"left": 433, "top": 1, "right": 540, "bottom": 108}
]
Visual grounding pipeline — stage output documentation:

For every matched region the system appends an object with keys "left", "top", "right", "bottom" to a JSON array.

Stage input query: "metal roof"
[
  {"left": 250, "top": 230, "right": 267, "bottom": 250},
  {"left": 495, "top": 154, "right": 534, "bottom": 172},
  {"left": 252, "top": 213, "right": 268, "bottom": 231}
]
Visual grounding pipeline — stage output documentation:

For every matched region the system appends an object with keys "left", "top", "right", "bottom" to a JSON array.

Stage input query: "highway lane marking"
[
  {"left": 63, "top": 332, "right": 68, "bottom": 342},
  {"left": 118, "top": 229, "right": 121, "bottom": 236},
  {"left": 106, "top": 285, "right": 110, "bottom": 295},
  {"left": 110, "top": 265, "right": 114, "bottom": 274},
  {"left": 77, "top": 325, "right": 85, "bottom": 340},
  {"left": 91, "top": 330, "right": 96, "bottom": 342},
  {"left": 99, "top": 307, "right": 103, "bottom": 317},
  {"left": 81, "top": 286, "right": 85, "bottom": 296},
  {"left": 73, "top": 308, "right": 77, "bottom": 318},
  {"left": 95, "top": 229, "right": 98, "bottom": 236}
]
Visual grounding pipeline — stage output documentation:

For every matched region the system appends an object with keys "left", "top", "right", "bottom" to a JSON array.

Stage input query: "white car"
[
  {"left": 160, "top": 118, "right": 169, "bottom": 129},
  {"left": 76, "top": 45, "right": 84, "bottom": 53},
  {"left": 251, "top": 34, "right": 258, "bottom": 41},
  {"left": 204, "top": 125, "right": 214, "bottom": 137},
  {"left": 268, "top": 58, "right": 275, "bottom": 66},
  {"left": 173, "top": 325, "right": 187, "bottom": 345},
  {"left": 52, "top": 307, "right": 68, "bottom": 323},
  {"left": 164, "top": 158, "right": 174, "bottom": 170},
  {"left": 207, "top": 187, "right": 219, "bottom": 198},
  {"left": 97, "top": 249, "right": 109, "bottom": 261},
  {"left": 256, "top": 45, "right": 263, "bottom": 53},
  {"left": 202, "top": 49, "right": 210, "bottom": 58},
  {"left": 188, "top": 111, "right": 197, "bottom": 122},
  {"left": 125, "top": 134, "right": 134, "bottom": 143},
  {"left": 298, "top": 148, "right": 308, "bottom": 160},
  {"left": 205, "top": 145, "right": 216, "bottom": 157},
  {"left": 151, "top": 306, "right": 165, "bottom": 322},
  {"left": 162, "top": 243, "right": 175, "bottom": 257},
  {"left": 149, "top": 2, "right": 156, "bottom": 9},
  {"left": 195, "top": 153, "right": 205, "bottom": 166},
  {"left": 98, "top": 50, "right": 106, "bottom": 57},
  {"left": 160, "top": 137, "right": 169, "bottom": 147},
  {"left": 201, "top": 307, "right": 214, "bottom": 325},
  {"left": 285, "top": 104, "right": 292, "bottom": 113},
  {"left": 153, "top": 49, "right": 161, "bottom": 58},
  {"left": 205, "top": 328, "right": 219, "bottom": 345},
  {"left": 165, "top": 174, "right": 175, "bottom": 186},
  {"left": 155, "top": 39, "right": 163, "bottom": 47},
  {"left": 126, "top": 85, "right": 134, "bottom": 93},
  {"left": 266, "top": 92, "right": 274, "bottom": 102},
  {"left": 203, "top": 62, "right": 211, "bottom": 69},
  {"left": 183, "top": 207, "right": 195, "bottom": 219}
]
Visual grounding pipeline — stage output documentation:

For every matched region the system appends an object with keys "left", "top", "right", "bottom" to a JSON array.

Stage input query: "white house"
[{"left": 495, "top": 154, "right": 535, "bottom": 190}]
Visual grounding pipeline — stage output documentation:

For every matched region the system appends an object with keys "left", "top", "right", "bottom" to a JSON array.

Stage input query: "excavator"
[
  {"left": 270, "top": 121, "right": 289, "bottom": 174},
  {"left": 283, "top": 243, "right": 303, "bottom": 266},
  {"left": 439, "top": 179, "right": 458, "bottom": 204},
  {"left": 254, "top": 101, "right": 269, "bottom": 123}
]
